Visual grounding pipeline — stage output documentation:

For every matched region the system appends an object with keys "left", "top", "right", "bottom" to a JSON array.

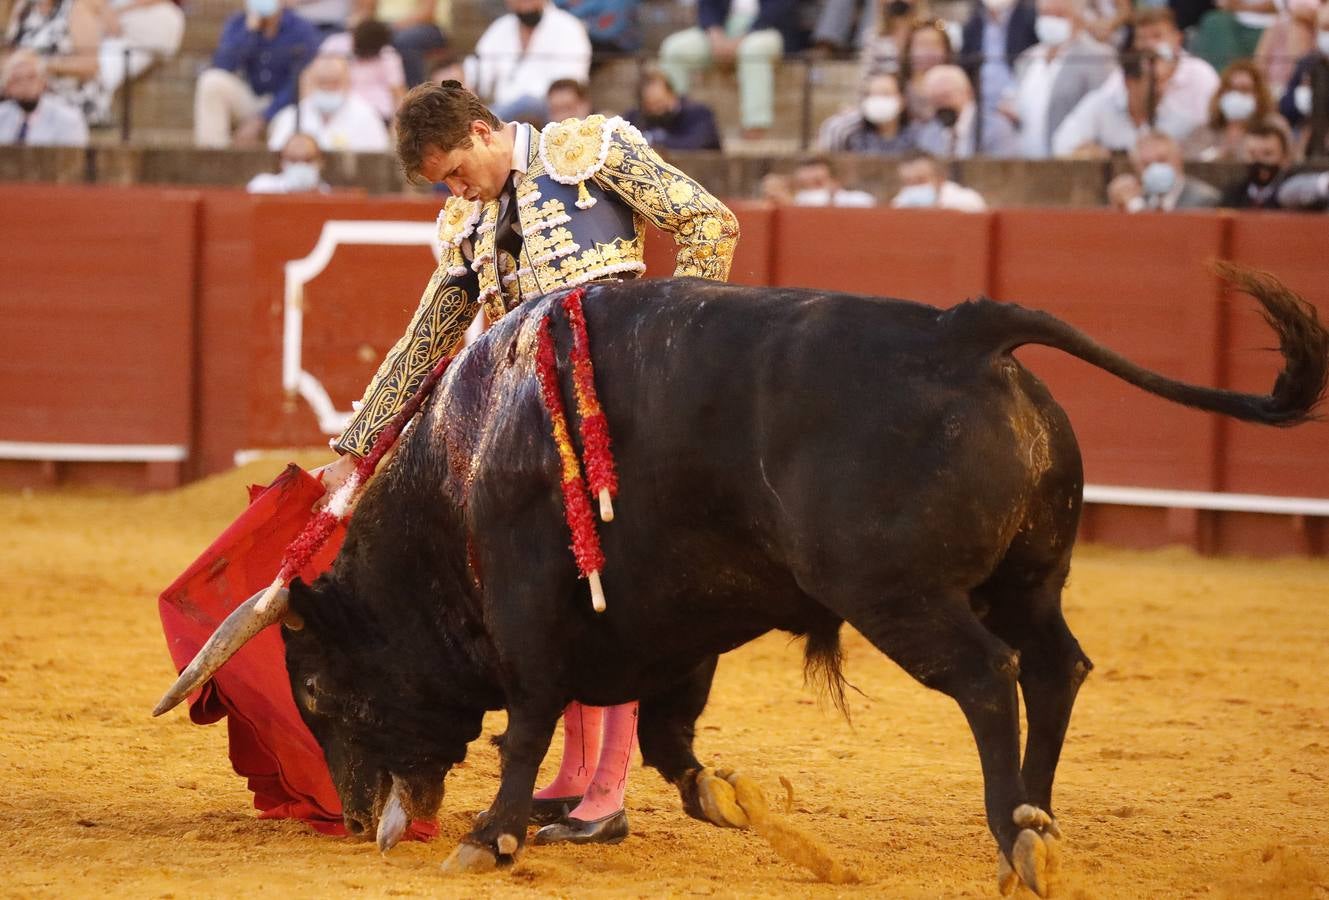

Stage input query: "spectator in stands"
[
  {"left": 553, "top": 0, "right": 641, "bottom": 56},
  {"left": 658, "top": 0, "right": 814, "bottom": 140},
  {"left": 1052, "top": 53, "right": 1171, "bottom": 157},
  {"left": 266, "top": 53, "right": 390, "bottom": 151},
  {"left": 1274, "top": 168, "right": 1329, "bottom": 208},
  {"left": 194, "top": 0, "right": 322, "bottom": 148},
  {"left": 791, "top": 154, "right": 878, "bottom": 205},
  {"left": 1220, "top": 119, "right": 1298, "bottom": 207},
  {"left": 858, "top": 0, "right": 934, "bottom": 77},
  {"left": 1189, "top": 0, "right": 1278, "bottom": 74},
  {"left": 465, "top": 0, "right": 592, "bottom": 123},
  {"left": 1106, "top": 130, "right": 1221, "bottom": 211},
  {"left": 1183, "top": 58, "right": 1287, "bottom": 160},
  {"left": 427, "top": 49, "right": 465, "bottom": 86},
  {"left": 913, "top": 63, "right": 1020, "bottom": 157},
  {"left": 900, "top": 17, "right": 953, "bottom": 117},
  {"left": 759, "top": 170, "right": 793, "bottom": 203},
  {"left": 291, "top": 0, "right": 352, "bottom": 36},
  {"left": 320, "top": 18, "right": 406, "bottom": 121},
  {"left": 817, "top": 69, "right": 916, "bottom": 153},
  {"left": 890, "top": 150, "right": 988, "bottom": 209},
  {"left": 5, "top": 0, "right": 108, "bottom": 122},
  {"left": 1255, "top": 0, "right": 1318, "bottom": 98},
  {"left": 96, "top": 0, "right": 186, "bottom": 109},
  {"left": 624, "top": 66, "right": 722, "bottom": 149},
  {"left": 1278, "top": 0, "right": 1329, "bottom": 155},
  {"left": 356, "top": 0, "right": 450, "bottom": 87},
  {"left": 1005, "top": 0, "right": 1115, "bottom": 158},
  {"left": 247, "top": 131, "right": 331, "bottom": 192},
  {"left": 959, "top": 0, "right": 1038, "bottom": 116},
  {"left": 1132, "top": 8, "right": 1221, "bottom": 143},
  {"left": 1081, "top": 0, "right": 1130, "bottom": 50},
  {"left": 546, "top": 76, "right": 591, "bottom": 121},
  {"left": 0, "top": 47, "right": 88, "bottom": 145}
]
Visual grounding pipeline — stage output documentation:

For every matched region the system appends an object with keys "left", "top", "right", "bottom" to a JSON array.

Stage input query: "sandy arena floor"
[{"left": 1, "top": 454, "right": 1327, "bottom": 899}]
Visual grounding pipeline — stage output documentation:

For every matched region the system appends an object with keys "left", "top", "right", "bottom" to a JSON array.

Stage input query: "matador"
[{"left": 319, "top": 80, "right": 739, "bottom": 846}]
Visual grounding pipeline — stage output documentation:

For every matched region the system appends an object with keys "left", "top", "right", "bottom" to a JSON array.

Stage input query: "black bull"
[{"left": 157, "top": 268, "right": 1327, "bottom": 894}]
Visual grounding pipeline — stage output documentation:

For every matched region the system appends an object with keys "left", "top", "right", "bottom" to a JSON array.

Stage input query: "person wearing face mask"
[
  {"left": 1220, "top": 119, "right": 1299, "bottom": 208},
  {"left": 1278, "top": 0, "right": 1329, "bottom": 156},
  {"left": 890, "top": 150, "right": 987, "bottom": 210},
  {"left": 623, "top": 68, "right": 722, "bottom": 150},
  {"left": 959, "top": 0, "right": 1038, "bottom": 116},
  {"left": 789, "top": 154, "right": 878, "bottom": 206},
  {"left": 194, "top": 0, "right": 323, "bottom": 148},
  {"left": 1184, "top": 58, "right": 1288, "bottom": 161},
  {"left": 1130, "top": 8, "right": 1221, "bottom": 145},
  {"left": 914, "top": 63, "right": 1020, "bottom": 158},
  {"left": 465, "top": 0, "right": 592, "bottom": 124},
  {"left": 1005, "top": 0, "right": 1115, "bottom": 159},
  {"left": 1110, "top": 130, "right": 1220, "bottom": 212},
  {"left": 266, "top": 53, "right": 390, "bottom": 152},
  {"left": 1052, "top": 51, "right": 1157, "bottom": 156},
  {"left": 248, "top": 132, "right": 331, "bottom": 193},
  {"left": 0, "top": 48, "right": 88, "bottom": 146},
  {"left": 1255, "top": 0, "right": 1319, "bottom": 98},
  {"left": 817, "top": 70, "right": 916, "bottom": 153}
]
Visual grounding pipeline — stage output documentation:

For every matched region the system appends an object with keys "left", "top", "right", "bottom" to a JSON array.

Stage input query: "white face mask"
[
  {"left": 983, "top": 0, "right": 1015, "bottom": 12},
  {"left": 793, "top": 188, "right": 833, "bottom": 206},
  {"left": 1035, "top": 15, "right": 1073, "bottom": 47},
  {"left": 1218, "top": 90, "right": 1256, "bottom": 122},
  {"left": 309, "top": 89, "right": 345, "bottom": 116},
  {"left": 1141, "top": 161, "right": 1177, "bottom": 196},
  {"left": 281, "top": 160, "right": 322, "bottom": 191},
  {"left": 246, "top": 0, "right": 279, "bottom": 16},
  {"left": 861, "top": 94, "right": 902, "bottom": 124},
  {"left": 894, "top": 183, "right": 938, "bottom": 207},
  {"left": 1294, "top": 84, "right": 1313, "bottom": 116}
]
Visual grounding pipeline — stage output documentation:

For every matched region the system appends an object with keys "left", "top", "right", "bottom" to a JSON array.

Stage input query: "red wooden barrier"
[
  {"left": 0, "top": 184, "right": 198, "bottom": 488},
  {"left": 1, "top": 186, "right": 1325, "bottom": 555}
]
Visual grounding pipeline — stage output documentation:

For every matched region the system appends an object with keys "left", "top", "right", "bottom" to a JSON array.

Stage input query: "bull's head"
[{"left": 154, "top": 572, "right": 486, "bottom": 851}]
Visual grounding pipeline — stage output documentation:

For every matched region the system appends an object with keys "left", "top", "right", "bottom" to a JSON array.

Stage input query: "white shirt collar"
[{"left": 510, "top": 122, "right": 531, "bottom": 177}]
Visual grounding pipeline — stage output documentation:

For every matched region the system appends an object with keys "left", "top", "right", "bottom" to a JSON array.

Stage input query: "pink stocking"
[
  {"left": 534, "top": 702, "right": 604, "bottom": 799},
  {"left": 567, "top": 701, "right": 638, "bottom": 821}
]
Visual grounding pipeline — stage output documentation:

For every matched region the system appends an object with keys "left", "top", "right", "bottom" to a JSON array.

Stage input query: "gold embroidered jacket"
[{"left": 334, "top": 114, "right": 739, "bottom": 458}]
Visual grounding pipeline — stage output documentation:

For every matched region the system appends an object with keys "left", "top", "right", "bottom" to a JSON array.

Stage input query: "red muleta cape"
[{"left": 157, "top": 463, "right": 437, "bottom": 840}]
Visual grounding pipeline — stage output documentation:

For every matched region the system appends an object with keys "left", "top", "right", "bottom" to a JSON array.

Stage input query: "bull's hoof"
[
  {"left": 441, "top": 841, "right": 498, "bottom": 875},
  {"left": 695, "top": 767, "right": 750, "bottom": 829},
  {"left": 998, "top": 805, "right": 1062, "bottom": 898},
  {"left": 532, "top": 809, "right": 630, "bottom": 845}
]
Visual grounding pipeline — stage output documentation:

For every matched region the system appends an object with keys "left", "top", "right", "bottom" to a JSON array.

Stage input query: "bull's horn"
[
  {"left": 377, "top": 776, "right": 409, "bottom": 854},
  {"left": 152, "top": 583, "right": 290, "bottom": 717}
]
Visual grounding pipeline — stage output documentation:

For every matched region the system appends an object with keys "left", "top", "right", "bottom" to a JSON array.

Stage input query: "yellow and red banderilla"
[{"left": 533, "top": 286, "right": 619, "bottom": 612}]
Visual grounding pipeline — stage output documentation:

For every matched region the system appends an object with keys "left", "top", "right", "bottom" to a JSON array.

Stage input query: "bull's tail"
[{"left": 956, "top": 262, "right": 1329, "bottom": 426}]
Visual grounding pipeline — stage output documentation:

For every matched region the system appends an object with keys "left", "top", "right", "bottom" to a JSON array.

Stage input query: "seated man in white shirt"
[
  {"left": 465, "top": 0, "right": 593, "bottom": 123},
  {"left": 1006, "top": 0, "right": 1116, "bottom": 158},
  {"left": 1051, "top": 51, "right": 1155, "bottom": 157},
  {"left": 248, "top": 132, "right": 333, "bottom": 193},
  {"left": 1130, "top": 7, "right": 1220, "bottom": 142},
  {"left": 267, "top": 53, "right": 392, "bottom": 152},
  {"left": 891, "top": 151, "right": 988, "bottom": 211},
  {"left": 0, "top": 50, "right": 88, "bottom": 147}
]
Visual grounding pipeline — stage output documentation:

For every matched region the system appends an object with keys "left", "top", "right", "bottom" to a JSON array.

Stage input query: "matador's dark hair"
[{"left": 395, "top": 80, "right": 502, "bottom": 183}]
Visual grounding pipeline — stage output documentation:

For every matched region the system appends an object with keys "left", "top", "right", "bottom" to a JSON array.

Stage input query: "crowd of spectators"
[{"left": 0, "top": 0, "right": 1325, "bottom": 210}]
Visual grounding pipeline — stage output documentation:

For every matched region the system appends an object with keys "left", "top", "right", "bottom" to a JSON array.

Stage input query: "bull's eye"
[{"left": 304, "top": 675, "right": 319, "bottom": 695}]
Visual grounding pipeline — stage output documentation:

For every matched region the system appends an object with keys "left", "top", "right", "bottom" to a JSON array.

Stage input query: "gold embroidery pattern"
[
  {"left": 334, "top": 275, "right": 479, "bottom": 457},
  {"left": 437, "top": 198, "right": 483, "bottom": 276},
  {"left": 591, "top": 121, "right": 738, "bottom": 281},
  {"left": 540, "top": 115, "right": 613, "bottom": 183}
]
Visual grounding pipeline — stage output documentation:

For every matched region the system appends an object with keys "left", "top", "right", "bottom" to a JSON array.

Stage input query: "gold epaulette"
[
  {"left": 437, "top": 196, "right": 483, "bottom": 277},
  {"left": 539, "top": 114, "right": 620, "bottom": 211}
]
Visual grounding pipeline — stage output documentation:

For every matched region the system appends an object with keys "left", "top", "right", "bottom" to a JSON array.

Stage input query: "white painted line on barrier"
[
  {"left": 0, "top": 441, "right": 187, "bottom": 462},
  {"left": 1083, "top": 484, "right": 1329, "bottom": 517}
]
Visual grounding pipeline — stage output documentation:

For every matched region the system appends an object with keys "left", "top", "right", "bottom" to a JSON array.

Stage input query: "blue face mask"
[
  {"left": 247, "top": 0, "right": 280, "bottom": 18},
  {"left": 1141, "top": 161, "right": 1177, "bottom": 196},
  {"left": 894, "top": 183, "right": 938, "bottom": 207}
]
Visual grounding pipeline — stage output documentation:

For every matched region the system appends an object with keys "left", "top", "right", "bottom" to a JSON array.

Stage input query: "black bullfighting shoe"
[
  {"left": 529, "top": 795, "right": 582, "bottom": 826},
  {"left": 532, "top": 809, "right": 630, "bottom": 845}
]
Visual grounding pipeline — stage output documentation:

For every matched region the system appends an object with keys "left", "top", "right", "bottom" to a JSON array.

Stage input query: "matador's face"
[{"left": 419, "top": 121, "right": 513, "bottom": 203}]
